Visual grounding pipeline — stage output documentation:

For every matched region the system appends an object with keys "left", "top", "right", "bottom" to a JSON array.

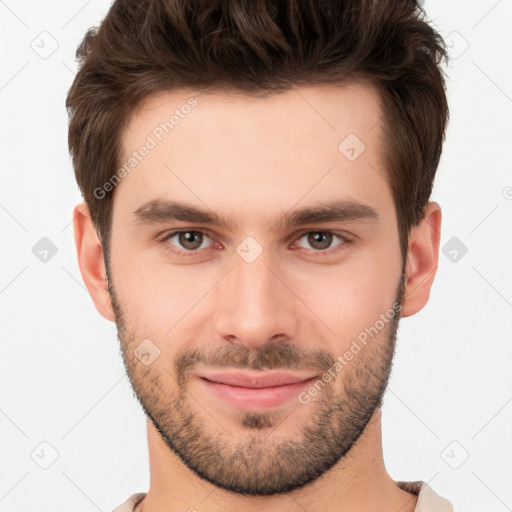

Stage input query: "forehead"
[
  {"left": 124, "top": 82, "right": 384, "bottom": 149},
  {"left": 115, "top": 82, "right": 390, "bottom": 221}
]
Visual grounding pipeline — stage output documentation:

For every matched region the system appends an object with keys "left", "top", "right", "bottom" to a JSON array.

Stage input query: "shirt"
[{"left": 112, "top": 480, "right": 454, "bottom": 511}]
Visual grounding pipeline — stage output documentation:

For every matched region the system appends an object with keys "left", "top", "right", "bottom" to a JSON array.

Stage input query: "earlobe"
[
  {"left": 73, "top": 202, "right": 116, "bottom": 322},
  {"left": 401, "top": 202, "right": 442, "bottom": 318}
]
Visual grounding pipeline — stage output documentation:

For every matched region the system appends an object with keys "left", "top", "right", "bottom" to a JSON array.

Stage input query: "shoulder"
[
  {"left": 111, "top": 492, "right": 147, "bottom": 512},
  {"left": 396, "top": 481, "right": 453, "bottom": 512}
]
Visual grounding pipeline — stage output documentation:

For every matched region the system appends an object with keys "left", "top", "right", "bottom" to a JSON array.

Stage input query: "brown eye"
[
  {"left": 296, "top": 231, "right": 345, "bottom": 251},
  {"left": 165, "top": 230, "right": 212, "bottom": 252}
]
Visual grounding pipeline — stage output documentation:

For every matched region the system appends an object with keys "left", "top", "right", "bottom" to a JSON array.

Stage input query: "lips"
[
  {"left": 197, "top": 370, "right": 317, "bottom": 388},
  {"left": 197, "top": 371, "right": 317, "bottom": 410}
]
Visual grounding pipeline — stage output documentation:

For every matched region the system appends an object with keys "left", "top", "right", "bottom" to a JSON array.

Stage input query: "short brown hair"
[{"left": 67, "top": 0, "right": 449, "bottom": 261}]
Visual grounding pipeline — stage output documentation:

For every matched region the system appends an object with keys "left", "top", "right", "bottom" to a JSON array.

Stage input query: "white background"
[{"left": 1, "top": 1, "right": 511, "bottom": 511}]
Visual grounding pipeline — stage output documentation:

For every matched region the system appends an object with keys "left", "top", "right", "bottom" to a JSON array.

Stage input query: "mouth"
[{"left": 196, "top": 370, "right": 318, "bottom": 410}]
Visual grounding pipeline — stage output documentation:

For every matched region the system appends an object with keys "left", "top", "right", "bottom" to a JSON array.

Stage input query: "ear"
[
  {"left": 401, "top": 202, "right": 442, "bottom": 317},
  {"left": 73, "top": 202, "right": 115, "bottom": 322}
]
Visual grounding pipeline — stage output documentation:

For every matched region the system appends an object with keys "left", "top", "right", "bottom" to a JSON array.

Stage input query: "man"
[{"left": 67, "top": 0, "right": 453, "bottom": 510}]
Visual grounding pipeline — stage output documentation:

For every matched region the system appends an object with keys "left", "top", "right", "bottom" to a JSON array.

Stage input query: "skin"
[{"left": 73, "top": 82, "right": 441, "bottom": 512}]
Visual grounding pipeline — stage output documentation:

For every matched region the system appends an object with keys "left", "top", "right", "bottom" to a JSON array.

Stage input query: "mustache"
[{"left": 175, "top": 342, "right": 336, "bottom": 377}]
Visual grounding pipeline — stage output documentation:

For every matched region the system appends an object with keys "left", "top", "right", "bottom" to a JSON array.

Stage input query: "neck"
[{"left": 136, "top": 408, "right": 418, "bottom": 512}]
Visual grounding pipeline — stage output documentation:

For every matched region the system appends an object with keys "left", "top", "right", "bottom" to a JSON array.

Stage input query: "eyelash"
[{"left": 157, "top": 229, "right": 352, "bottom": 258}]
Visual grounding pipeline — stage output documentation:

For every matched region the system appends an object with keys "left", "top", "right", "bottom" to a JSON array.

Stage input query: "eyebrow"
[{"left": 132, "top": 198, "right": 378, "bottom": 231}]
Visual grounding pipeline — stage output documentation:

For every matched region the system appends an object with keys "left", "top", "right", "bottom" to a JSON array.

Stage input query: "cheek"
[
  {"left": 289, "top": 247, "right": 402, "bottom": 343},
  {"left": 110, "top": 244, "right": 217, "bottom": 338}
]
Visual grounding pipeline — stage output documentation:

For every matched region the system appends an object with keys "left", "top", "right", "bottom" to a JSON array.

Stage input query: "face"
[{"left": 107, "top": 83, "right": 405, "bottom": 495}]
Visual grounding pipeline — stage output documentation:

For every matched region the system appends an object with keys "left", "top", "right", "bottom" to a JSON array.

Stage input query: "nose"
[{"left": 213, "top": 251, "right": 300, "bottom": 350}]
